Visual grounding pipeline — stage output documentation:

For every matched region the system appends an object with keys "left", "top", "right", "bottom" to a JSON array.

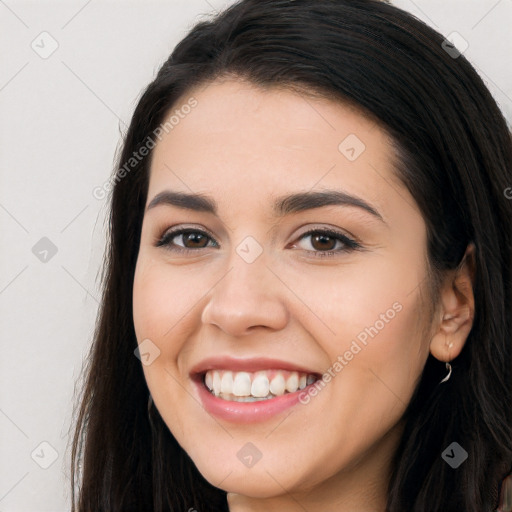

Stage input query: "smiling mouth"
[{"left": 202, "top": 369, "right": 320, "bottom": 402}]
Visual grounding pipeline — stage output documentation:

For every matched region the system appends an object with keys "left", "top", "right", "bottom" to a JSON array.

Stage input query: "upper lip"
[{"left": 189, "top": 356, "right": 320, "bottom": 377}]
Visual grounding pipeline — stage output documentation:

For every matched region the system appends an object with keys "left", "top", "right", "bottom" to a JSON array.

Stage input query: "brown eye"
[
  {"left": 179, "top": 232, "right": 210, "bottom": 248},
  {"left": 309, "top": 233, "right": 338, "bottom": 251},
  {"left": 156, "top": 228, "right": 218, "bottom": 252},
  {"left": 293, "top": 228, "right": 362, "bottom": 258}
]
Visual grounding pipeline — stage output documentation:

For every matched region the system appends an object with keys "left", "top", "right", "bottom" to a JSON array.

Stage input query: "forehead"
[{"left": 147, "top": 79, "right": 412, "bottom": 221}]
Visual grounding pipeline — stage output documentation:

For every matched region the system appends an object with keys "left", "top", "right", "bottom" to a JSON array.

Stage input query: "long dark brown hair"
[{"left": 70, "top": 1, "right": 512, "bottom": 510}]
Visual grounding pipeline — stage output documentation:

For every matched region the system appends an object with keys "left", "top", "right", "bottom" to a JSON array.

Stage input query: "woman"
[{"left": 70, "top": 0, "right": 512, "bottom": 510}]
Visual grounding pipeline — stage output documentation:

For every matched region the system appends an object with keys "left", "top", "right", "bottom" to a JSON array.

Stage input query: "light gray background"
[{"left": 0, "top": 1, "right": 511, "bottom": 510}]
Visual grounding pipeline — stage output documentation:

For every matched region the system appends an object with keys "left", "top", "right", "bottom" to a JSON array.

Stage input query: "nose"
[{"left": 200, "top": 250, "right": 289, "bottom": 337}]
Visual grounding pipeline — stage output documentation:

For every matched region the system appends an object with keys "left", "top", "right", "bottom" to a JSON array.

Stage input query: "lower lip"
[{"left": 194, "top": 377, "right": 312, "bottom": 423}]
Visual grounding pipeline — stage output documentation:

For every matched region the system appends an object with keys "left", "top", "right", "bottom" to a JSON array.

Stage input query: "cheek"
[
  {"left": 285, "top": 249, "right": 428, "bottom": 355},
  {"left": 132, "top": 257, "right": 202, "bottom": 437},
  {"left": 132, "top": 257, "right": 203, "bottom": 346},
  {"left": 283, "top": 272, "right": 428, "bottom": 484},
  {"left": 285, "top": 251, "right": 430, "bottom": 417}
]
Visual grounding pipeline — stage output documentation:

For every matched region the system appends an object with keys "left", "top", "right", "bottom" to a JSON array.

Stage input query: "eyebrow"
[{"left": 146, "top": 189, "right": 384, "bottom": 222}]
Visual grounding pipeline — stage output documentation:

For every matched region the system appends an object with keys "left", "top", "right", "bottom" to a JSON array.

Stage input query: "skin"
[{"left": 132, "top": 78, "right": 475, "bottom": 511}]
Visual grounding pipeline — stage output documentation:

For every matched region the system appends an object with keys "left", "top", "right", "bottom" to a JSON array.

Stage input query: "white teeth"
[
  {"left": 203, "top": 369, "right": 317, "bottom": 400},
  {"left": 205, "top": 371, "right": 213, "bottom": 391},
  {"left": 212, "top": 370, "right": 221, "bottom": 396},
  {"left": 232, "top": 372, "right": 252, "bottom": 396},
  {"left": 229, "top": 396, "right": 270, "bottom": 402},
  {"left": 221, "top": 371, "right": 233, "bottom": 394},
  {"left": 251, "top": 373, "right": 270, "bottom": 397},
  {"left": 285, "top": 372, "right": 299, "bottom": 393},
  {"left": 269, "top": 373, "right": 286, "bottom": 395}
]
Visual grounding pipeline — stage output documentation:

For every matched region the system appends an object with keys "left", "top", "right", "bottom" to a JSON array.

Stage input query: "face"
[{"left": 132, "top": 79, "right": 434, "bottom": 503}]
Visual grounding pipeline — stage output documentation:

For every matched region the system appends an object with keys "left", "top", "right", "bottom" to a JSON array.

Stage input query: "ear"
[{"left": 429, "top": 243, "right": 476, "bottom": 363}]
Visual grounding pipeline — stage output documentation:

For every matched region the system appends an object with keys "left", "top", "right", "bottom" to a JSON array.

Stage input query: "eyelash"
[{"left": 155, "top": 227, "right": 362, "bottom": 258}]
